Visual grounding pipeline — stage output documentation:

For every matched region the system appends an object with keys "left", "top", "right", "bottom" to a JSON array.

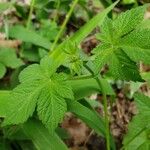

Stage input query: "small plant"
[{"left": 0, "top": 0, "right": 150, "bottom": 150}]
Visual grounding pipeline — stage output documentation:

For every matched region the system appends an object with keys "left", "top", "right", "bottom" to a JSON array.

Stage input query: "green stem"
[
  {"left": 50, "top": 0, "right": 79, "bottom": 51},
  {"left": 95, "top": 77, "right": 110, "bottom": 150},
  {"left": 26, "top": 0, "right": 35, "bottom": 29},
  {"left": 83, "top": 64, "right": 110, "bottom": 150},
  {"left": 53, "top": 0, "right": 61, "bottom": 22}
]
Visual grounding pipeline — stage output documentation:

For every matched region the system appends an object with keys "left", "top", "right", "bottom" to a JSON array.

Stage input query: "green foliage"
[
  {"left": 93, "top": 6, "right": 148, "bottom": 81},
  {"left": 45, "top": 1, "right": 118, "bottom": 78},
  {"left": 0, "top": 91, "right": 11, "bottom": 117},
  {"left": 1, "top": 1, "right": 150, "bottom": 149},
  {"left": 39, "top": 20, "right": 59, "bottom": 41},
  {"left": 119, "top": 29, "right": 150, "bottom": 65},
  {"left": 2, "top": 57, "right": 74, "bottom": 132},
  {"left": 67, "top": 99, "right": 116, "bottom": 150},
  {"left": 63, "top": 41, "right": 84, "bottom": 75},
  {"left": 70, "top": 77, "right": 115, "bottom": 100},
  {"left": 9, "top": 25, "right": 51, "bottom": 49},
  {"left": 123, "top": 93, "right": 150, "bottom": 150},
  {"left": 0, "top": 2, "right": 118, "bottom": 146},
  {"left": 0, "top": 48, "right": 23, "bottom": 79},
  {"left": 22, "top": 119, "right": 68, "bottom": 150}
]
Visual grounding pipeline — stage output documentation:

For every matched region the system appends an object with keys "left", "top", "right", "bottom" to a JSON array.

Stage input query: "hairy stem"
[
  {"left": 83, "top": 64, "right": 110, "bottom": 150},
  {"left": 26, "top": 0, "right": 35, "bottom": 29},
  {"left": 50, "top": 0, "right": 79, "bottom": 51}
]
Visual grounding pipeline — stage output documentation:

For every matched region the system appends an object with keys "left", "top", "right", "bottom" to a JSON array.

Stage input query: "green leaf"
[
  {"left": 94, "top": 46, "right": 142, "bottom": 81},
  {"left": 70, "top": 1, "right": 119, "bottom": 44},
  {"left": 123, "top": 93, "right": 150, "bottom": 150},
  {"left": 113, "top": 6, "right": 146, "bottom": 38},
  {"left": 139, "top": 20, "right": 150, "bottom": 29},
  {"left": 46, "top": 1, "right": 118, "bottom": 76},
  {"left": 37, "top": 83, "right": 67, "bottom": 132},
  {"left": 129, "top": 81, "right": 143, "bottom": 98},
  {"left": 67, "top": 100, "right": 116, "bottom": 150},
  {"left": 96, "top": 17, "right": 113, "bottom": 43},
  {"left": 119, "top": 29, "right": 150, "bottom": 65},
  {"left": 93, "top": 6, "right": 148, "bottom": 81},
  {"left": 3, "top": 58, "right": 74, "bottom": 132},
  {"left": 9, "top": 25, "right": 51, "bottom": 49},
  {"left": 0, "top": 48, "right": 23, "bottom": 68},
  {"left": 39, "top": 20, "right": 59, "bottom": 41},
  {"left": 67, "top": 99, "right": 105, "bottom": 135},
  {"left": 2, "top": 81, "right": 41, "bottom": 125},
  {"left": 0, "top": 63, "right": 6, "bottom": 79},
  {"left": 22, "top": 119, "right": 68, "bottom": 150},
  {"left": 0, "top": 91, "right": 11, "bottom": 117},
  {"left": 63, "top": 41, "right": 83, "bottom": 75},
  {"left": 108, "top": 49, "right": 142, "bottom": 81},
  {"left": 69, "top": 77, "right": 115, "bottom": 100}
]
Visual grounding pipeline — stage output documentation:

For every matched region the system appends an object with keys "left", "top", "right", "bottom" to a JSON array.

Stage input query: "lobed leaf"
[
  {"left": 113, "top": 6, "right": 146, "bottom": 38},
  {"left": 46, "top": 1, "right": 118, "bottom": 76},
  {"left": 2, "top": 81, "right": 41, "bottom": 126},
  {"left": 2, "top": 57, "right": 74, "bottom": 132},
  {"left": 93, "top": 6, "right": 148, "bottom": 81},
  {"left": 119, "top": 29, "right": 150, "bottom": 65},
  {"left": 37, "top": 83, "right": 67, "bottom": 132},
  {"left": 123, "top": 93, "right": 150, "bottom": 150}
]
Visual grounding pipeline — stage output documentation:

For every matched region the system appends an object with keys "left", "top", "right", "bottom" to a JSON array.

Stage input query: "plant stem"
[
  {"left": 83, "top": 64, "right": 110, "bottom": 150},
  {"left": 50, "top": 0, "right": 79, "bottom": 51},
  {"left": 26, "top": 0, "right": 35, "bottom": 29},
  {"left": 95, "top": 77, "right": 110, "bottom": 150},
  {"left": 53, "top": 0, "right": 61, "bottom": 22}
]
